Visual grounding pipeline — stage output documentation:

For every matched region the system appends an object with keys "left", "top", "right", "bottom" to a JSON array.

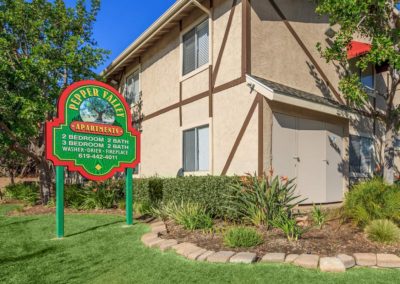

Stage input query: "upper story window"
[
  {"left": 182, "top": 19, "right": 209, "bottom": 76},
  {"left": 183, "top": 125, "right": 209, "bottom": 172},
  {"left": 359, "top": 64, "right": 375, "bottom": 90},
  {"left": 125, "top": 70, "right": 140, "bottom": 106}
]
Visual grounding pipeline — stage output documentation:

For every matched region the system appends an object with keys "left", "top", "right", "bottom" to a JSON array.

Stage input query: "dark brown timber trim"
[
  {"left": 143, "top": 90, "right": 210, "bottom": 122},
  {"left": 268, "top": 0, "right": 344, "bottom": 105},
  {"left": 258, "top": 93, "right": 263, "bottom": 176},
  {"left": 179, "top": 82, "right": 183, "bottom": 126},
  {"left": 221, "top": 96, "right": 258, "bottom": 175},
  {"left": 242, "top": 0, "right": 249, "bottom": 77},
  {"left": 143, "top": 77, "right": 243, "bottom": 122},
  {"left": 209, "top": 65, "right": 213, "bottom": 117},
  {"left": 212, "top": 0, "right": 238, "bottom": 88}
]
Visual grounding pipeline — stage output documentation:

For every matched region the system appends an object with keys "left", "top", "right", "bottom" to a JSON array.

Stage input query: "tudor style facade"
[{"left": 103, "top": 0, "right": 399, "bottom": 204}]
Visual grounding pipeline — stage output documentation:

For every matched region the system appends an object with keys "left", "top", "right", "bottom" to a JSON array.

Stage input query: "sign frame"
[{"left": 46, "top": 80, "right": 140, "bottom": 238}]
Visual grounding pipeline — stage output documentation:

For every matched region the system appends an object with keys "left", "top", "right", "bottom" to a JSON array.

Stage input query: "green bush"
[
  {"left": 223, "top": 226, "right": 263, "bottom": 248},
  {"left": 162, "top": 176, "right": 239, "bottom": 218},
  {"left": 4, "top": 182, "right": 39, "bottom": 205},
  {"left": 365, "top": 219, "right": 400, "bottom": 244},
  {"left": 64, "top": 184, "right": 88, "bottom": 209},
  {"left": 311, "top": 204, "right": 327, "bottom": 229},
  {"left": 344, "top": 178, "right": 400, "bottom": 227},
  {"left": 226, "top": 173, "right": 305, "bottom": 227},
  {"left": 271, "top": 214, "right": 307, "bottom": 242},
  {"left": 156, "top": 201, "right": 213, "bottom": 230}
]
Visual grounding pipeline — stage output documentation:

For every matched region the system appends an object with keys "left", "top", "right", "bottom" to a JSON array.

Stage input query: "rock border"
[{"left": 141, "top": 220, "right": 400, "bottom": 273}]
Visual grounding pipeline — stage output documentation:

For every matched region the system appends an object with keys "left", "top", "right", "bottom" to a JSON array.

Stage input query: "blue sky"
[{"left": 65, "top": 0, "right": 176, "bottom": 73}]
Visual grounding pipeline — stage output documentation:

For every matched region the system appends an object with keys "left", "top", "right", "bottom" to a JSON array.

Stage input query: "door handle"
[
  {"left": 323, "top": 159, "right": 329, "bottom": 164},
  {"left": 293, "top": 156, "right": 300, "bottom": 161}
]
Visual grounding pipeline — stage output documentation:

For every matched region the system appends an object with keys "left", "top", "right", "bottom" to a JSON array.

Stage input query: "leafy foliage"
[
  {"left": 311, "top": 204, "right": 327, "bottom": 229},
  {"left": 315, "top": 0, "right": 400, "bottom": 183},
  {"left": 365, "top": 219, "right": 400, "bottom": 244},
  {"left": 162, "top": 176, "right": 239, "bottom": 218},
  {"left": 344, "top": 178, "right": 400, "bottom": 227},
  {"left": 152, "top": 201, "right": 212, "bottom": 230},
  {"left": 271, "top": 214, "right": 308, "bottom": 242},
  {"left": 225, "top": 173, "right": 305, "bottom": 227},
  {"left": 4, "top": 182, "right": 39, "bottom": 205},
  {"left": 0, "top": 0, "right": 109, "bottom": 202},
  {"left": 223, "top": 226, "right": 263, "bottom": 248}
]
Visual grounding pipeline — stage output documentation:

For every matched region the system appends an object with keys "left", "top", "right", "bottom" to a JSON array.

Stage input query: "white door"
[
  {"left": 272, "top": 113, "right": 344, "bottom": 204},
  {"left": 297, "top": 117, "right": 326, "bottom": 203}
]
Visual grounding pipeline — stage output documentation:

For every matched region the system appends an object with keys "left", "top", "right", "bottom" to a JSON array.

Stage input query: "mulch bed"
[{"left": 161, "top": 218, "right": 400, "bottom": 258}]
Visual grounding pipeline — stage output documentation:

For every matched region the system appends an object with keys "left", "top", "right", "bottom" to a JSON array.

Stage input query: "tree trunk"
[
  {"left": 383, "top": 121, "right": 395, "bottom": 184},
  {"left": 38, "top": 158, "right": 53, "bottom": 204}
]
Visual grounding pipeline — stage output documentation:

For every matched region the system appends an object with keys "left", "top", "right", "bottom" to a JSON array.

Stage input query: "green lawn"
[{"left": 1, "top": 204, "right": 400, "bottom": 284}]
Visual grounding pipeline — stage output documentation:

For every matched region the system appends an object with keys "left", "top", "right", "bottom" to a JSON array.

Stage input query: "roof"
[
  {"left": 102, "top": 0, "right": 209, "bottom": 79},
  {"left": 248, "top": 75, "right": 348, "bottom": 110}
]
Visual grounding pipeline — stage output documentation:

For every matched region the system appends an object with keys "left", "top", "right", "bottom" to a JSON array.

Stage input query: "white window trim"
[
  {"left": 124, "top": 66, "right": 141, "bottom": 108},
  {"left": 180, "top": 119, "right": 213, "bottom": 175},
  {"left": 179, "top": 16, "right": 211, "bottom": 82}
]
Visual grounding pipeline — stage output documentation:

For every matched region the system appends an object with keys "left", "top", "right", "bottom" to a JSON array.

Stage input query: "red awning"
[{"left": 347, "top": 41, "right": 371, "bottom": 59}]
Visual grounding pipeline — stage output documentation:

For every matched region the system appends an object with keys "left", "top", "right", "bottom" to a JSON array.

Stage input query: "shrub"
[
  {"left": 365, "top": 219, "right": 400, "bottom": 244},
  {"left": 133, "top": 177, "right": 164, "bottom": 210},
  {"left": 344, "top": 178, "right": 400, "bottom": 227},
  {"left": 162, "top": 176, "right": 239, "bottom": 218},
  {"left": 4, "top": 182, "right": 39, "bottom": 205},
  {"left": 156, "top": 201, "right": 213, "bottom": 230},
  {"left": 311, "top": 204, "right": 327, "bottom": 229},
  {"left": 226, "top": 173, "right": 305, "bottom": 227},
  {"left": 223, "top": 226, "right": 263, "bottom": 248},
  {"left": 64, "top": 184, "right": 88, "bottom": 209},
  {"left": 271, "top": 214, "right": 307, "bottom": 241}
]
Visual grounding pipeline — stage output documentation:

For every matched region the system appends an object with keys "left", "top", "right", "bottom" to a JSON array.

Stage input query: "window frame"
[
  {"left": 349, "top": 134, "right": 374, "bottom": 177},
  {"left": 182, "top": 124, "right": 210, "bottom": 173},
  {"left": 180, "top": 16, "right": 211, "bottom": 80},
  {"left": 359, "top": 64, "right": 376, "bottom": 92},
  {"left": 124, "top": 68, "right": 141, "bottom": 107}
]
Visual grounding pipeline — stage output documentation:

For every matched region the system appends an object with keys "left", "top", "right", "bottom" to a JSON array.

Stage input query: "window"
[
  {"left": 349, "top": 135, "right": 374, "bottom": 175},
  {"left": 183, "top": 125, "right": 209, "bottom": 172},
  {"left": 359, "top": 64, "right": 374, "bottom": 90},
  {"left": 182, "top": 19, "right": 209, "bottom": 75},
  {"left": 125, "top": 70, "right": 140, "bottom": 105}
]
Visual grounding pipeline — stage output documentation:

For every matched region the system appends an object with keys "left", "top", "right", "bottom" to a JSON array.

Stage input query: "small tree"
[
  {"left": 0, "top": 0, "right": 109, "bottom": 203},
  {"left": 315, "top": 0, "right": 400, "bottom": 183}
]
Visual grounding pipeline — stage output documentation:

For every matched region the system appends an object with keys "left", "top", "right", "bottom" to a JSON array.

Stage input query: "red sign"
[{"left": 46, "top": 80, "right": 140, "bottom": 181}]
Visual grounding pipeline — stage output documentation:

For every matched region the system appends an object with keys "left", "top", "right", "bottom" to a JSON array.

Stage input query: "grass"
[{"left": 1, "top": 204, "right": 400, "bottom": 284}]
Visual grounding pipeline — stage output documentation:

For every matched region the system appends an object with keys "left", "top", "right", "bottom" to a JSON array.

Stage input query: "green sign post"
[{"left": 46, "top": 80, "right": 140, "bottom": 238}]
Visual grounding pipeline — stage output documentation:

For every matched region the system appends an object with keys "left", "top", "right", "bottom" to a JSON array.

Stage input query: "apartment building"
[{"left": 103, "top": 0, "right": 395, "bottom": 204}]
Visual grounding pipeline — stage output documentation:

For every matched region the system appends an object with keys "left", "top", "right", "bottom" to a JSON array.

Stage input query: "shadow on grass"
[
  {"left": 65, "top": 220, "right": 123, "bottom": 238},
  {"left": 0, "top": 218, "right": 39, "bottom": 228},
  {"left": 0, "top": 247, "right": 54, "bottom": 265}
]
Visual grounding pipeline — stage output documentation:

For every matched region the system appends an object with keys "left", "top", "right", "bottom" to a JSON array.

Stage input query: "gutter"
[{"left": 102, "top": 0, "right": 210, "bottom": 78}]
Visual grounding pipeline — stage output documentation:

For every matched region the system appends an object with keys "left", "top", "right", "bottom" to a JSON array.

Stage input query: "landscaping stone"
[
  {"left": 158, "top": 239, "right": 178, "bottom": 252},
  {"left": 147, "top": 238, "right": 164, "bottom": 248},
  {"left": 196, "top": 251, "right": 215, "bottom": 261},
  {"left": 230, "top": 252, "right": 257, "bottom": 264},
  {"left": 293, "top": 254, "right": 319, "bottom": 269},
  {"left": 353, "top": 253, "right": 377, "bottom": 266},
  {"left": 337, "top": 254, "right": 355, "bottom": 269},
  {"left": 261, "top": 253, "right": 286, "bottom": 263},
  {"left": 151, "top": 225, "right": 167, "bottom": 234},
  {"left": 206, "top": 251, "right": 236, "bottom": 263},
  {"left": 141, "top": 232, "right": 158, "bottom": 242},
  {"left": 187, "top": 248, "right": 208, "bottom": 260},
  {"left": 171, "top": 242, "right": 202, "bottom": 257},
  {"left": 150, "top": 221, "right": 164, "bottom": 228},
  {"left": 376, "top": 254, "right": 400, "bottom": 268},
  {"left": 319, "top": 257, "right": 346, "bottom": 272},
  {"left": 285, "top": 254, "right": 299, "bottom": 263}
]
